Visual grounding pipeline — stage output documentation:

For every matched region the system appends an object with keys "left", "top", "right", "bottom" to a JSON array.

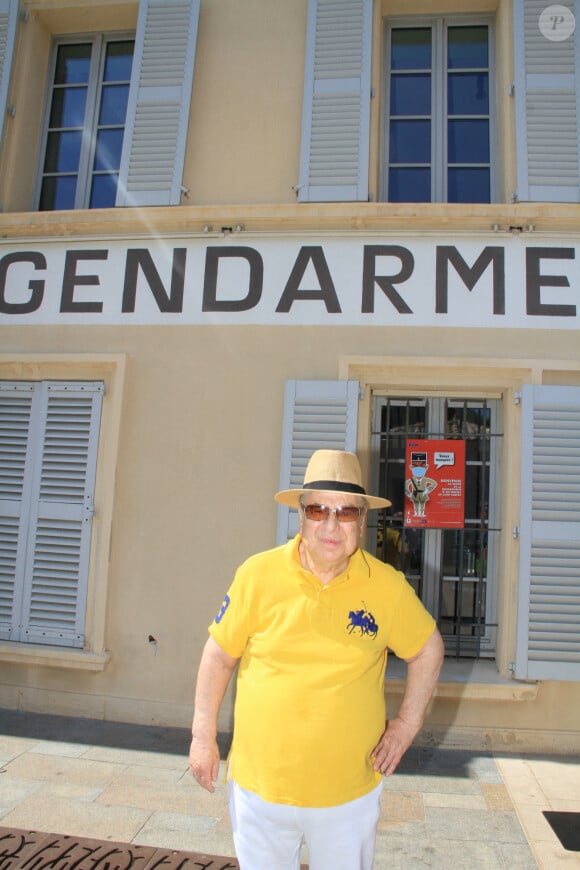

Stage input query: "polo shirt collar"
[{"left": 286, "top": 534, "right": 370, "bottom": 588}]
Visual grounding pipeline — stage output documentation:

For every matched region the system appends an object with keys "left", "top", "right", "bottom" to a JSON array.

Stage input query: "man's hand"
[
  {"left": 371, "top": 717, "right": 416, "bottom": 777},
  {"left": 372, "top": 628, "right": 444, "bottom": 777},
  {"left": 189, "top": 636, "right": 239, "bottom": 794},
  {"left": 189, "top": 734, "right": 221, "bottom": 793}
]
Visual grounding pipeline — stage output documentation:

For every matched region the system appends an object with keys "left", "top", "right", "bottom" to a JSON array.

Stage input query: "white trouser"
[{"left": 228, "top": 779, "right": 383, "bottom": 870}]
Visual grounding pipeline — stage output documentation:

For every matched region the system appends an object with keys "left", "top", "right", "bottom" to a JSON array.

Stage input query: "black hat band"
[{"left": 303, "top": 480, "right": 367, "bottom": 495}]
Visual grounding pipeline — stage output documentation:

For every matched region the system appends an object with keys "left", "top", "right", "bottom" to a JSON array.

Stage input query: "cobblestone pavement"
[{"left": 0, "top": 711, "right": 578, "bottom": 869}]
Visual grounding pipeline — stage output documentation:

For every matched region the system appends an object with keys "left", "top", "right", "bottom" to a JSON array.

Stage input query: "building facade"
[{"left": 0, "top": 0, "right": 579, "bottom": 752}]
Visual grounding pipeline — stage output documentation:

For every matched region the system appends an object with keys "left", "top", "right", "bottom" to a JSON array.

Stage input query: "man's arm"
[
  {"left": 371, "top": 627, "right": 444, "bottom": 777},
  {"left": 189, "top": 635, "right": 239, "bottom": 793}
]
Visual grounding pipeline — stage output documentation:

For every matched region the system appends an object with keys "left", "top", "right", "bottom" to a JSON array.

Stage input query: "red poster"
[{"left": 404, "top": 439, "right": 466, "bottom": 528}]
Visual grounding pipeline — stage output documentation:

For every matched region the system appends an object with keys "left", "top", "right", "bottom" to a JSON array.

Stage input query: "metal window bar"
[{"left": 372, "top": 396, "right": 501, "bottom": 659}]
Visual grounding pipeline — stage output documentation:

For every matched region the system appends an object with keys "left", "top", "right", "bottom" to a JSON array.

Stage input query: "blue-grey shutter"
[
  {"left": 513, "top": 0, "right": 580, "bottom": 202},
  {"left": 298, "top": 0, "right": 372, "bottom": 202},
  {"left": 116, "top": 0, "right": 200, "bottom": 206},
  {"left": 0, "top": 383, "right": 35, "bottom": 641},
  {"left": 515, "top": 385, "right": 580, "bottom": 681},
  {"left": 0, "top": 0, "right": 19, "bottom": 154},
  {"left": 20, "top": 383, "right": 103, "bottom": 648},
  {"left": 0, "top": 382, "right": 103, "bottom": 648},
  {"left": 276, "top": 380, "right": 359, "bottom": 545}
]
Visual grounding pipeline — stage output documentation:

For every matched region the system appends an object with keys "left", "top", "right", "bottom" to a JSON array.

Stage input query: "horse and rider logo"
[{"left": 347, "top": 602, "right": 378, "bottom": 638}]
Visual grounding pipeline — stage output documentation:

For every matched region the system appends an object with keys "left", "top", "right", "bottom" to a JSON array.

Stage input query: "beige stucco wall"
[
  {"left": 0, "top": 3, "right": 139, "bottom": 212},
  {"left": 1, "top": 312, "right": 580, "bottom": 752},
  {"left": 0, "top": 0, "right": 306, "bottom": 212},
  {"left": 0, "top": 0, "right": 579, "bottom": 753},
  {"left": 1, "top": 0, "right": 513, "bottom": 211},
  {"left": 184, "top": 0, "right": 307, "bottom": 205}
]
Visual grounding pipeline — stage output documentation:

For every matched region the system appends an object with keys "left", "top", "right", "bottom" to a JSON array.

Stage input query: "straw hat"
[{"left": 275, "top": 449, "right": 391, "bottom": 509}]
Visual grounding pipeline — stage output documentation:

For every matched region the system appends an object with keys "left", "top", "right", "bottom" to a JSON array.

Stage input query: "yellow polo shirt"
[{"left": 209, "top": 535, "right": 435, "bottom": 808}]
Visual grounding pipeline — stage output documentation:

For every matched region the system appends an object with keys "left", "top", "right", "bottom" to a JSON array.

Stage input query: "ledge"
[
  {"left": 0, "top": 643, "right": 111, "bottom": 672},
  {"left": 1, "top": 201, "right": 580, "bottom": 240},
  {"left": 386, "top": 658, "right": 539, "bottom": 702}
]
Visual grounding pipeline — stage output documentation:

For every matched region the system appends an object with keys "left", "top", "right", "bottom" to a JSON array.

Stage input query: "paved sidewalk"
[{"left": 0, "top": 710, "right": 578, "bottom": 868}]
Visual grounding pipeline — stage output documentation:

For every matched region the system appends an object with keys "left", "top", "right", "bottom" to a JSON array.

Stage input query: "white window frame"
[
  {"left": 381, "top": 14, "right": 498, "bottom": 204},
  {"left": 34, "top": 31, "right": 135, "bottom": 211}
]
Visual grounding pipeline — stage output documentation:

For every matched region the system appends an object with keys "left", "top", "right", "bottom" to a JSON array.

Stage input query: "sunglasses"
[{"left": 301, "top": 503, "right": 363, "bottom": 523}]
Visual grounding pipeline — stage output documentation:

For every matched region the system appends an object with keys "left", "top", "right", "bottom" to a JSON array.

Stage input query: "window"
[
  {"left": 0, "top": 381, "right": 103, "bottom": 648},
  {"left": 278, "top": 377, "right": 580, "bottom": 679},
  {"left": 383, "top": 18, "right": 495, "bottom": 203},
  {"left": 275, "top": 383, "right": 502, "bottom": 659},
  {"left": 37, "top": 35, "right": 134, "bottom": 211},
  {"left": 369, "top": 396, "right": 501, "bottom": 659}
]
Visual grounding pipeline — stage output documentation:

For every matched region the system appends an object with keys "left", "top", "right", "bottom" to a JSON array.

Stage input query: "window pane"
[
  {"left": 43, "top": 131, "right": 82, "bottom": 173},
  {"left": 40, "top": 36, "right": 134, "bottom": 211},
  {"left": 441, "top": 530, "right": 487, "bottom": 578},
  {"left": 49, "top": 87, "right": 88, "bottom": 128},
  {"left": 448, "top": 73, "right": 489, "bottom": 115},
  {"left": 390, "top": 120, "right": 431, "bottom": 162},
  {"left": 391, "top": 28, "right": 431, "bottom": 70},
  {"left": 448, "top": 119, "right": 489, "bottom": 163},
  {"left": 384, "top": 19, "right": 493, "bottom": 204},
  {"left": 103, "top": 40, "right": 134, "bottom": 81},
  {"left": 93, "top": 129, "right": 125, "bottom": 171},
  {"left": 448, "top": 167, "right": 490, "bottom": 202},
  {"left": 89, "top": 174, "right": 118, "bottom": 208},
  {"left": 447, "top": 26, "right": 488, "bottom": 69},
  {"left": 99, "top": 84, "right": 131, "bottom": 125},
  {"left": 390, "top": 74, "right": 431, "bottom": 115},
  {"left": 39, "top": 176, "right": 77, "bottom": 211},
  {"left": 389, "top": 167, "right": 430, "bottom": 202},
  {"left": 54, "top": 44, "right": 91, "bottom": 84}
]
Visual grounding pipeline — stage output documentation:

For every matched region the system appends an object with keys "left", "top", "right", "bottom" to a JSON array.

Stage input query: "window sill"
[
  {"left": 0, "top": 643, "right": 111, "bottom": 672},
  {"left": 386, "top": 657, "right": 539, "bottom": 702}
]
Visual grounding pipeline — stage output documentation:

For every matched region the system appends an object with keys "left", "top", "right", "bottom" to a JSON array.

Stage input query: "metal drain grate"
[{"left": 0, "top": 826, "right": 240, "bottom": 869}]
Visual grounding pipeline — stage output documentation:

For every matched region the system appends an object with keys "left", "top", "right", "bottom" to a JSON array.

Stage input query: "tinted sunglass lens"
[
  {"left": 337, "top": 507, "right": 360, "bottom": 522},
  {"left": 303, "top": 505, "right": 360, "bottom": 522}
]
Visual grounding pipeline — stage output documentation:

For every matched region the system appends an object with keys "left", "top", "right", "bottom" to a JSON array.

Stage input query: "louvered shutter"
[
  {"left": 0, "top": 382, "right": 103, "bottom": 648},
  {"left": 19, "top": 383, "right": 103, "bottom": 648},
  {"left": 276, "top": 380, "right": 359, "bottom": 544},
  {"left": 513, "top": 0, "right": 580, "bottom": 202},
  {"left": 116, "top": 0, "right": 200, "bottom": 206},
  {"left": 0, "top": 0, "right": 19, "bottom": 153},
  {"left": 298, "top": 0, "right": 372, "bottom": 202},
  {"left": 515, "top": 385, "right": 580, "bottom": 681},
  {"left": 0, "top": 384, "right": 35, "bottom": 640}
]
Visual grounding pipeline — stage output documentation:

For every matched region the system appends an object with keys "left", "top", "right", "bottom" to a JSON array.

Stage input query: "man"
[{"left": 190, "top": 449, "right": 444, "bottom": 870}]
